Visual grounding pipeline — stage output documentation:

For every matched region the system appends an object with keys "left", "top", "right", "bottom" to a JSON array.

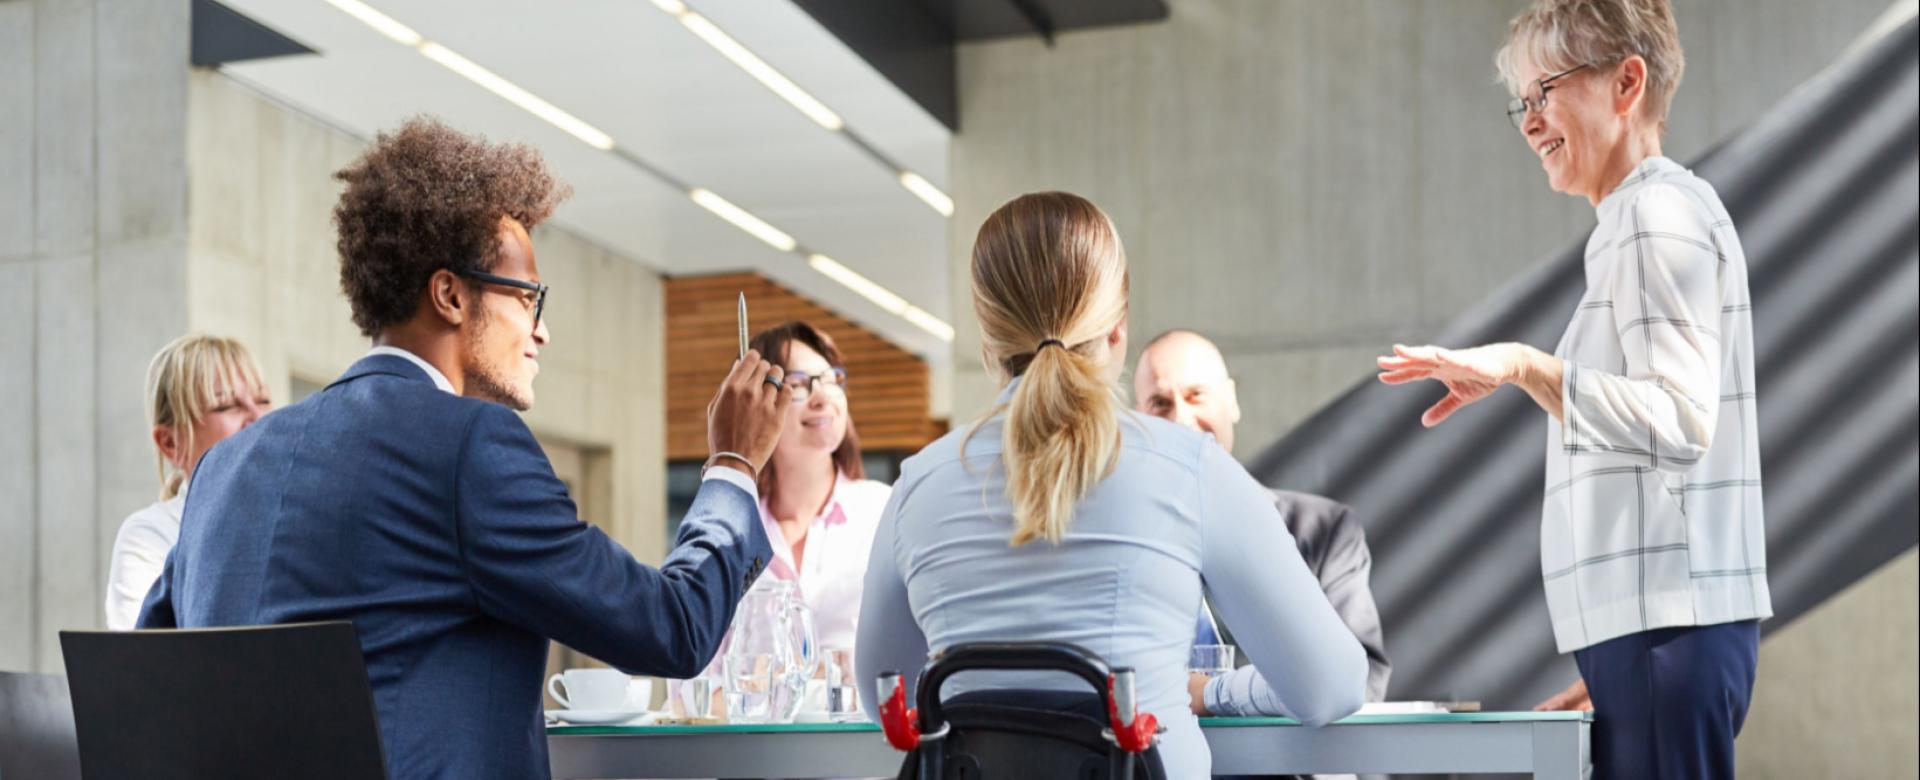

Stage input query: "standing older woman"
[
  {"left": 105, "top": 335, "right": 273, "bottom": 630},
  {"left": 1378, "top": 1, "right": 1769, "bottom": 777},
  {"left": 857, "top": 192, "right": 1366, "bottom": 778}
]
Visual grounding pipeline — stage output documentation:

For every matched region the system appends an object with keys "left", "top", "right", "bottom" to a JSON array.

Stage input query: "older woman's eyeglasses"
[
  {"left": 1506, "top": 63, "right": 1591, "bottom": 129},
  {"left": 782, "top": 367, "right": 849, "bottom": 402},
  {"left": 457, "top": 269, "right": 548, "bottom": 329}
]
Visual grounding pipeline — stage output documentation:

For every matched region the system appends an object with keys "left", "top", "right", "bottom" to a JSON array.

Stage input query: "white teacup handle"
[{"left": 547, "top": 673, "right": 571, "bottom": 709}]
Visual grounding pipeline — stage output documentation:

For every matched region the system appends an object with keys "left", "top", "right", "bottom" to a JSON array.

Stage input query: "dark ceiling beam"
[
  {"left": 1006, "top": 0, "right": 1057, "bottom": 47},
  {"left": 789, "top": 1, "right": 1170, "bottom": 131},
  {"left": 790, "top": 0, "right": 958, "bottom": 130},
  {"left": 190, "top": 0, "right": 315, "bottom": 68}
]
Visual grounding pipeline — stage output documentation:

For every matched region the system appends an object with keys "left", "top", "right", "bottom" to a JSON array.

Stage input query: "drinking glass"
[
  {"left": 822, "top": 646, "right": 860, "bottom": 721},
  {"left": 1189, "top": 644, "right": 1236, "bottom": 678},
  {"left": 723, "top": 652, "right": 778, "bottom": 723}
]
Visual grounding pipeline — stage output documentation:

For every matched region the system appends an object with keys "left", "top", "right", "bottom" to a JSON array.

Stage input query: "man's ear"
[
  {"left": 1613, "top": 56, "right": 1649, "bottom": 118},
  {"left": 1224, "top": 378, "right": 1243, "bottom": 424},
  {"left": 427, "top": 269, "right": 470, "bottom": 327}
]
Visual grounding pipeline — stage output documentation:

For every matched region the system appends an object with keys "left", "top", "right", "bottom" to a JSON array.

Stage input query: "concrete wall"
[
  {"left": 0, "top": 0, "right": 193, "bottom": 674},
  {"left": 183, "top": 70, "right": 671, "bottom": 565},
  {"left": 1739, "top": 548, "right": 1920, "bottom": 778},
  {"left": 946, "top": 0, "right": 1897, "bottom": 449},
  {"left": 0, "top": 32, "right": 671, "bottom": 674},
  {"left": 946, "top": 0, "right": 1916, "bottom": 774}
]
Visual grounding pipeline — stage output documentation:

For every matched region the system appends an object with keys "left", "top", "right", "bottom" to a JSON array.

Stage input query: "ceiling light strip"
[
  {"left": 417, "top": 43, "right": 615, "bottom": 150},
  {"left": 901, "top": 306, "right": 957, "bottom": 342},
  {"left": 897, "top": 171, "right": 955, "bottom": 217},
  {"left": 808, "top": 254, "right": 908, "bottom": 314},
  {"left": 328, "top": 0, "right": 953, "bottom": 343},
  {"left": 690, "top": 189, "right": 797, "bottom": 252},
  {"left": 323, "top": 0, "right": 422, "bottom": 46},
  {"left": 669, "top": 11, "right": 844, "bottom": 131},
  {"left": 649, "top": 1, "right": 953, "bottom": 219}
]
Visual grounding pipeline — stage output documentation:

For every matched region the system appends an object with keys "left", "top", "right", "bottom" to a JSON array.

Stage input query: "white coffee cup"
[
  {"left": 622, "top": 678, "right": 655, "bottom": 711},
  {"left": 547, "top": 668, "right": 632, "bottom": 711}
]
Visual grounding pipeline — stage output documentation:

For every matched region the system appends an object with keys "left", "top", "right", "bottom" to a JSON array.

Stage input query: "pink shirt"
[{"left": 702, "top": 475, "right": 892, "bottom": 675}]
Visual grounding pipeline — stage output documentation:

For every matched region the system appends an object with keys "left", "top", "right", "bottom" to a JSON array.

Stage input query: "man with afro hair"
[{"left": 141, "top": 118, "right": 792, "bottom": 779}]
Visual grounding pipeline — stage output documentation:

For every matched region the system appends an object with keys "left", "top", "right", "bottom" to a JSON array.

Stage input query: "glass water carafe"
[{"left": 722, "top": 579, "right": 817, "bottom": 723}]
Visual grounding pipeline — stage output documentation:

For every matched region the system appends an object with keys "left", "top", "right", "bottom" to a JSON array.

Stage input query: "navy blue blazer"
[{"left": 140, "top": 354, "right": 773, "bottom": 779}]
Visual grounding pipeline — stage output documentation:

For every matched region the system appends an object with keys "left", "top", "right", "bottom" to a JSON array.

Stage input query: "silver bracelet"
[{"left": 702, "top": 451, "right": 758, "bottom": 481}]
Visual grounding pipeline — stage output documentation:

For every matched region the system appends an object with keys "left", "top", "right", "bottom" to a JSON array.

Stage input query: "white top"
[
  {"left": 856, "top": 381, "right": 1366, "bottom": 779},
  {"left": 105, "top": 494, "right": 186, "bottom": 630},
  {"left": 759, "top": 475, "right": 892, "bottom": 652},
  {"left": 1545, "top": 156, "right": 1772, "bottom": 653},
  {"left": 698, "top": 474, "right": 891, "bottom": 678}
]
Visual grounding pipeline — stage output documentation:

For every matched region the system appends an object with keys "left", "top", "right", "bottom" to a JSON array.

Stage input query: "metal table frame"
[{"left": 548, "top": 712, "right": 1591, "bottom": 778}]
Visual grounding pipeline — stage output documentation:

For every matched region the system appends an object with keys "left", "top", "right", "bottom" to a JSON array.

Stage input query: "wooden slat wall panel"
[{"left": 665, "top": 273, "right": 940, "bottom": 460}]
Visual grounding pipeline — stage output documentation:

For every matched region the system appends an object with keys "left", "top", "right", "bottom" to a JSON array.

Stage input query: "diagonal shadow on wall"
[{"left": 1245, "top": 16, "right": 1919, "bottom": 713}]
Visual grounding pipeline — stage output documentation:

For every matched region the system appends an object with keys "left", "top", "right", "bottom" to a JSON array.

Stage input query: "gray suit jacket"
[{"left": 1206, "top": 490, "right": 1390, "bottom": 702}]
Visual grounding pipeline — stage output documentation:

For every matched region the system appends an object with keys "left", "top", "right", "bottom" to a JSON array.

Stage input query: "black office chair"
[
  {"left": 0, "top": 671, "right": 83, "bottom": 780},
  {"left": 877, "top": 642, "right": 1168, "bottom": 780},
  {"left": 59, "top": 621, "right": 388, "bottom": 780}
]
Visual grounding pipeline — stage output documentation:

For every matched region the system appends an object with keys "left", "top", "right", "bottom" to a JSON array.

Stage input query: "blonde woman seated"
[
  {"left": 105, "top": 335, "right": 272, "bottom": 630},
  {"left": 856, "top": 192, "right": 1365, "bottom": 777}
]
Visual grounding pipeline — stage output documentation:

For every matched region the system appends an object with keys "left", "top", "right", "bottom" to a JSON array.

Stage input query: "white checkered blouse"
[{"left": 1544, "top": 156, "right": 1772, "bottom": 653}]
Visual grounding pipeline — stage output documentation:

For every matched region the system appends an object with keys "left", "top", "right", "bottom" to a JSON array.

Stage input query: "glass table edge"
[{"left": 547, "top": 711, "right": 1591, "bottom": 735}]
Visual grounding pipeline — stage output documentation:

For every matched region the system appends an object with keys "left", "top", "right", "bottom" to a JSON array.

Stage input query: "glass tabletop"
[{"left": 547, "top": 710, "right": 1590, "bottom": 736}]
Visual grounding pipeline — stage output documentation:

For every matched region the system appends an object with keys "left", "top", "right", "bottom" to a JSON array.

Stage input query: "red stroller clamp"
[
  {"left": 877, "top": 672, "right": 922, "bottom": 752},
  {"left": 874, "top": 642, "right": 1166, "bottom": 779},
  {"left": 1105, "top": 669, "right": 1162, "bottom": 754}
]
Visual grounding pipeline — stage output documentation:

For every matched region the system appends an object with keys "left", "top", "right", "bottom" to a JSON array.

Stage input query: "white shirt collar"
[
  {"left": 366, "top": 346, "right": 456, "bottom": 395},
  {"left": 1597, "top": 155, "right": 1683, "bottom": 217},
  {"left": 162, "top": 490, "right": 186, "bottom": 523}
]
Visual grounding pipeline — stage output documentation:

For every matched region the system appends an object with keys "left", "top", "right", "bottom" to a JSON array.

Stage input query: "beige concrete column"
[{"left": 0, "top": 0, "right": 192, "bottom": 674}]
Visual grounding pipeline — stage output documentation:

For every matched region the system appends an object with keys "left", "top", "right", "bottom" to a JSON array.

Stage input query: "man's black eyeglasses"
[{"left": 457, "top": 269, "right": 548, "bottom": 329}]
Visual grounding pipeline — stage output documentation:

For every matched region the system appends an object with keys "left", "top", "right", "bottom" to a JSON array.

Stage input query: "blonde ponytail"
[
  {"left": 967, "top": 192, "right": 1131, "bottom": 546},
  {"left": 1002, "top": 343, "right": 1123, "bottom": 545}
]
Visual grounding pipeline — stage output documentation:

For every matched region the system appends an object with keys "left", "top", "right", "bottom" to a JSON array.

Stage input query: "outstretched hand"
[{"left": 1376, "top": 343, "right": 1530, "bottom": 427}]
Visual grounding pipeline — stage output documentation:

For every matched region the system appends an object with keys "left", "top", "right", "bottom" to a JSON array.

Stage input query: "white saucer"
[{"left": 547, "top": 709, "right": 657, "bottom": 726}]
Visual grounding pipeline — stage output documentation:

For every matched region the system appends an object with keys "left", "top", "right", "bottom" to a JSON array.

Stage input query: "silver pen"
[{"left": 737, "top": 292, "right": 749, "bottom": 360}]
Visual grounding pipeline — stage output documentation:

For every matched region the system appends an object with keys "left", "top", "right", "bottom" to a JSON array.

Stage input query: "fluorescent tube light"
[
  {"left": 897, "top": 171, "right": 954, "bottom": 217},
  {"left": 417, "top": 42, "right": 616, "bottom": 151},
  {"left": 901, "top": 306, "right": 956, "bottom": 342},
  {"left": 323, "top": 0, "right": 422, "bottom": 46},
  {"left": 675, "top": 12, "right": 845, "bottom": 131},
  {"left": 808, "top": 254, "right": 908, "bottom": 314},
  {"left": 690, "top": 189, "right": 797, "bottom": 252}
]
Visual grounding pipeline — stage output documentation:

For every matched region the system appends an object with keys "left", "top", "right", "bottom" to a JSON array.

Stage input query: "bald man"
[{"left": 1136, "top": 330, "right": 1391, "bottom": 703}]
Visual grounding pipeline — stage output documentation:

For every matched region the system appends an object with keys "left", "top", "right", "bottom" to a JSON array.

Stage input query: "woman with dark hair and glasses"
[
  {"left": 688, "top": 322, "right": 892, "bottom": 704},
  {"left": 1380, "top": 2, "right": 1767, "bottom": 777}
]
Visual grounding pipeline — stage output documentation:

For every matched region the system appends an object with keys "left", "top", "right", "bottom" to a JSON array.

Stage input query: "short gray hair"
[{"left": 1494, "top": 0, "right": 1686, "bottom": 134}]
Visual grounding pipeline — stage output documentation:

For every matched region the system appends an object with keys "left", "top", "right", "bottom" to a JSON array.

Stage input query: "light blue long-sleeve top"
[{"left": 856, "top": 382, "right": 1367, "bottom": 778}]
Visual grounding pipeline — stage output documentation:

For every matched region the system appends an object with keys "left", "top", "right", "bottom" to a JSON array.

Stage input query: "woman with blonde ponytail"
[
  {"left": 856, "top": 192, "right": 1366, "bottom": 776},
  {"left": 104, "top": 335, "right": 272, "bottom": 629}
]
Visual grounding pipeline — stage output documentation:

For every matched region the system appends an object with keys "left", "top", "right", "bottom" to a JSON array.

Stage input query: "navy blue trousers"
[{"left": 1574, "top": 620, "right": 1760, "bottom": 780}]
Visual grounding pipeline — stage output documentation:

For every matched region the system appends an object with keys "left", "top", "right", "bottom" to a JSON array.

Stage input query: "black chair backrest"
[
  {"left": 899, "top": 642, "right": 1166, "bottom": 780},
  {"left": 0, "top": 671, "right": 82, "bottom": 780},
  {"left": 58, "top": 621, "right": 387, "bottom": 780}
]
